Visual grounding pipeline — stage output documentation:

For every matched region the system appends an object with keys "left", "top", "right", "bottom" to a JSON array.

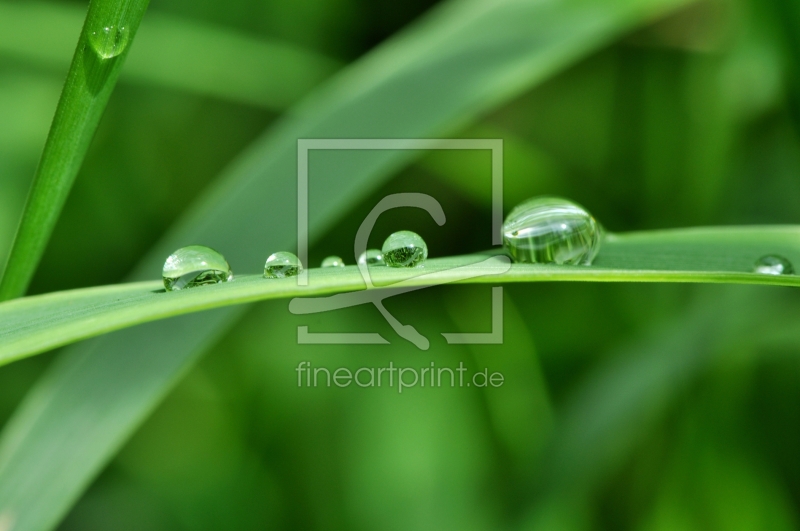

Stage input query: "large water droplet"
[
  {"left": 264, "top": 251, "right": 303, "bottom": 278},
  {"left": 321, "top": 255, "right": 345, "bottom": 268},
  {"left": 753, "top": 254, "right": 794, "bottom": 275},
  {"left": 163, "top": 245, "right": 232, "bottom": 291},
  {"left": 88, "top": 24, "right": 130, "bottom": 59},
  {"left": 357, "top": 249, "right": 385, "bottom": 266},
  {"left": 382, "top": 231, "right": 428, "bottom": 268},
  {"left": 502, "top": 196, "right": 602, "bottom": 265}
]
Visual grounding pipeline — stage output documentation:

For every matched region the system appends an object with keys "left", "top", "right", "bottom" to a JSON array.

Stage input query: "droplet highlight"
[
  {"left": 88, "top": 24, "right": 130, "bottom": 59},
  {"left": 502, "top": 196, "right": 602, "bottom": 265},
  {"left": 753, "top": 254, "right": 794, "bottom": 275},
  {"left": 357, "top": 249, "right": 385, "bottom": 266},
  {"left": 264, "top": 251, "right": 303, "bottom": 278},
  {"left": 382, "top": 230, "right": 428, "bottom": 268},
  {"left": 163, "top": 245, "right": 232, "bottom": 291},
  {"left": 321, "top": 255, "right": 345, "bottom": 268}
]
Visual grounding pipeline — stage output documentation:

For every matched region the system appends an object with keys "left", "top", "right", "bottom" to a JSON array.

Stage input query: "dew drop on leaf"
[
  {"left": 264, "top": 252, "right": 303, "bottom": 278},
  {"left": 753, "top": 254, "right": 794, "bottom": 275},
  {"left": 502, "top": 196, "right": 602, "bottom": 265},
  {"left": 357, "top": 249, "right": 385, "bottom": 266},
  {"left": 382, "top": 231, "right": 428, "bottom": 268},
  {"left": 163, "top": 245, "right": 233, "bottom": 291},
  {"left": 321, "top": 256, "right": 345, "bottom": 268},
  {"left": 87, "top": 24, "right": 130, "bottom": 59}
]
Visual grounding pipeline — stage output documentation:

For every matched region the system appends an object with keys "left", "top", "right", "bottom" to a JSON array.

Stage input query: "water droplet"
[
  {"left": 264, "top": 251, "right": 303, "bottom": 278},
  {"left": 502, "top": 196, "right": 602, "bottom": 265},
  {"left": 87, "top": 24, "right": 130, "bottom": 59},
  {"left": 163, "top": 245, "right": 232, "bottom": 291},
  {"left": 321, "top": 255, "right": 345, "bottom": 268},
  {"left": 357, "top": 249, "right": 385, "bottom": 266},
  {"left": 753, "top": 254, "right": 794, "bottom": 275},
  {"left": 382, "top": 230, "right": 428, "bottom": 268}
]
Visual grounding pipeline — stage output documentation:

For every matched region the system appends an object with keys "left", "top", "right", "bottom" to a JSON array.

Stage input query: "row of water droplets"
[
  {"left": 162, "top": 230, "right": 428, "bottom": 291},
  {"left": 160, "top": 196, "right": 794, "bottom": 291}
]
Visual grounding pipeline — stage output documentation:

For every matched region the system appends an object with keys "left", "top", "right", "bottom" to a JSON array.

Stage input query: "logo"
[{"left": 291, "top": 139, "right": 507, "bottom": 350}]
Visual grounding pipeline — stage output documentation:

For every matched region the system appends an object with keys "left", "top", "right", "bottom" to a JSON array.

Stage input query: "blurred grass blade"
[
  {"left": 421, "top": 124, "right": 562, "bottom": 208},
  {"left": 541, "top": 302, "right": 723, "bottom": 495},
  {"left": 770, "top": 0, "right": 800, "bottom": 129},
  {"left": 129, "top": 15, "right": 341, "bottom": 109},
  {"left": 518, "top": 286, "right": 793, "bottom": 528},
  {"left": 0, "top": 0, "right": 151, "bottom": 301},
  {"left": 2, "top": 226, "right": 800, "bottom": 368},
  {"left": 0, "top": 0, "right": 694, "bottom": 528},
  {"left": 0, "top": 1, "right": 342, "bottom": 110},
  {"left": 532, "top": 286, "right": 795, "bottom": 500}
]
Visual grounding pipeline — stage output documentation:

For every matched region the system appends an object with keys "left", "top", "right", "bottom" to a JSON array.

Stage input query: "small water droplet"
[
  {"left": 264, "top": 251, "right": 303, "bottom": 278},
  {"left": 753, "top": 254, "right": 794, "bottom": 275},
  {"left": 502, "top": 196, "right": 602, "bottom": 265},
  {"left": 357, "top": 249, "right": 385, "bottom": 266},
  {"left": 87, "top": 23, "right": 130, "bottom": 59},
  {"left": 321, "top": 255, "right": 345, "bottom": 268},
  {"left": 163, "top": 245, "right": 232, "bottom": 291},
  {"left": 382, "top": 230, "right": 428, "bottom": 268}
]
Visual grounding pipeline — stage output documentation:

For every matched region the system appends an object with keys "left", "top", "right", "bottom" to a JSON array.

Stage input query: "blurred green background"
[{"left": 2, "top": 0, "right": 800, "bottom": 529}]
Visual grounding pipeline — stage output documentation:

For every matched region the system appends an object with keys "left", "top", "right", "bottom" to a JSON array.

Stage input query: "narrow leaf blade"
[
  {"left": 1, "top": 226, "right": 797, "bottom": 379},
  {"left": 0, "top": 0, "right": 151, "bottom": 301}
]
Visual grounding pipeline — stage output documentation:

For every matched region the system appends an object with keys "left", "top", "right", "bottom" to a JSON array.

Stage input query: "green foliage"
[
  {"left": 3, "top": 226, "right": 800, "bottom": 368},
  {"left": 1, "top": 0, "right": 800, "bottom": 529},
  {"left": 0, "top": 2, "right": 342, "bottom": 109},
  {"left": 0, "top": 0, "right": 151, "bottom": 301}
]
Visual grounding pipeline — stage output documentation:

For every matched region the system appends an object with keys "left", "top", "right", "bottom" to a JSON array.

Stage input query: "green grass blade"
[
  {"left": 0, "top": 1, "right": 342, "bottom": 110},
  {"left": 0, "top": 0, "right": 151, "bottom": 301},
  {"left": 0, "top": 0, "right": 694, "bottom": 528},
  {"left": 2, "top": 226, "right": 799, "bottom": 369}
]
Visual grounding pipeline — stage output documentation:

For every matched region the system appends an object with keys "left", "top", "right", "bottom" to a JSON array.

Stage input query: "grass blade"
[
  {"left": 0, "top": 0, "right": 151, "bottom": 301},
  {"left": 2, "top": 225, "right": 798, "bottom": 371},
  {"left": 0, "top": 0, "right": 694, "bottom": 528}
]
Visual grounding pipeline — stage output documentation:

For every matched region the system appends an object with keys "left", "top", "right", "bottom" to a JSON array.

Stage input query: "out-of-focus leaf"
[
  {"left": 445, "top": 287, "right": 554, "bottom": 474},
  {"left": 0, "top": 1, "right": 342, "bottom": 110},
  {"left": 0, "top": 0, "right": 695, "bottom": 528},
  {"left": 420, "top": 124, "right": 562, "bottom": 208},
  {"left": 531, "top": 286, "right": 799, "bottom": 501},
  {"left": 770, "top": 0, "right": 800, "bottom": 129},
  {"left": 641, "top": 410, "right": 798, "bottom": 531}
]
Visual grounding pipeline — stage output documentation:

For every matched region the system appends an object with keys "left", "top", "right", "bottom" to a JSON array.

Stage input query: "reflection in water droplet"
[
  {"left": 753, "top": 254, "right": 794, "bottom": 275},
  {"left": 321, "top": 255, "right": 345, "bottom": 268},
  {"left": 163, "top": 245, "right": 232, "bottom": 291},
  {"left": 87, "top": 23, "right": 130, "bottom": 59},
  {"left": 382, "top": 231, "right": 428, "bottom": 268},
  {"left": 264, "top": 251, "right": 303, "bottom": 278},
  {"left": 357, "top": 249, "right": 385, "bottom": 266},
  {"left": 502, "top": 196, "right": 602, "bottom": 265}
]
